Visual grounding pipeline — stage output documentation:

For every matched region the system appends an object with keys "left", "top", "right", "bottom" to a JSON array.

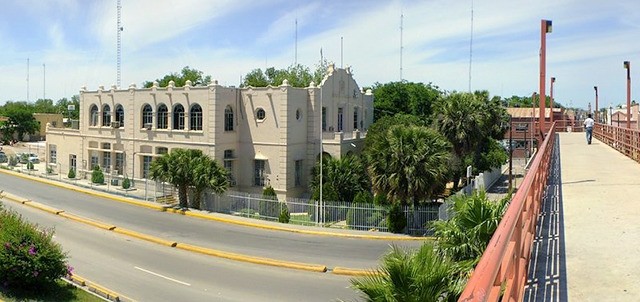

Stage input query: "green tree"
[
  {"left": 33, "top": 99, "right": 57, "bottom": 113},
  {"left": 55, "top": 96, "right": 80, "bottom": 119},
  {"left": 91, "top": 166, "right": 104, "bottom": 184},
  {"left": 371, "top": 81, "right": 442, "bottom": 121},
  {"left": 0, "top": 102, "right": 39, "bottom": 141},
  {"left": 142, "top": 66, "right": 212, "bottom": 88},
  {"left": 367, "top": 125, "right": 451, "bottom": 206},
  {"left": 351, "top": 243, "right": 456, "bottom": 302},
  {"left": 150, "top": 149, "right": 228, "bottom": 209},
  {"left": 243, "top": 62, "right": 328, "bottom": 88},
  {"left": 310, "top": 155, "right": 370, "bottom": 203},
  {"left": 364, "top": 114, "right": 425, "bottom": 155},
  {"left": 190, "top": 155, "right": 229, "bottom": 209}
]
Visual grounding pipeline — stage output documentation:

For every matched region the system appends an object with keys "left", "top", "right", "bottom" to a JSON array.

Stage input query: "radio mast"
[{"left": 117, "top": 0, "right": 123, "bottom": 88}]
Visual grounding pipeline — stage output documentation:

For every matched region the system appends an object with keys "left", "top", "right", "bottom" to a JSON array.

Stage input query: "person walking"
[{"left": 584, "top": 113, "right": 595, "bottom": 144}]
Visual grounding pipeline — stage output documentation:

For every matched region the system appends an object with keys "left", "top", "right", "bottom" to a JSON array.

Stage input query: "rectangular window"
[
  {"left": 69, "top": 154, "right": 77, "bottom": 171},
  {"left": 254, "top": 160, "right": 266, "bottom": 186},
  {"left": 115, "top": 153, "right": 124, "bottom": 175},
  {"left": 90, "top": 152, "right": 99, "bottom": 170},
  {"left": 353, "top": 107, "right": 359, "bottom": 130},
  {"left": 337, "top": 107, "right": 344, "bottom": 132},
  {"left": 142, "top": 156, "right": 153, "bottom": 178},
  {"left": 49, "top": 145, "right": 57, "bottom": 164},
  {"left": 102, "top": 152, "right": 111, "bottom": 173},
  {"left": 295, "top": 160, "right": 303, "bottom": 187},
  {"left": 322, "top": 107, "right": 327, "bottom": 131},
  {"left": 224, "top": 149, "right": 234, "bottom": 159},
  {"left": 156, "top": 147, "right": 168, "bottom": 155}
]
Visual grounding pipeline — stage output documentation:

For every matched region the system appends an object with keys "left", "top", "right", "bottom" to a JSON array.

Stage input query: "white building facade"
[{"left": 45, "top": 65, "right": 373, "bottom": 197}]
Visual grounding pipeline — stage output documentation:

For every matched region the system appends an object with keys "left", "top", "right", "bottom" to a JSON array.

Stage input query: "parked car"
[
  {"left": 17, "top": 153, "right": 39, "bottom": 164},
  {"left": 0, "top": 152, "right": 7, "bottom": 163}
]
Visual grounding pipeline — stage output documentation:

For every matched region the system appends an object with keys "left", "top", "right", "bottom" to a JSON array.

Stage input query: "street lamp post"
[
  {"left": 594, "top": 86, "right": 599, "bottom": 123},
  {"left": 550, "top": 77, "right": 556, "bottom": 124},
  {"left": 539, "top": 19, "right": 552, "bottom": 134},
  {"left": 624, "top": 61, "right": 631, "bottom": 128}
]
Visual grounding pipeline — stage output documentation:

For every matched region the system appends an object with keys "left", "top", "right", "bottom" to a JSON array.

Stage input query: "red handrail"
[
  {"left": 594, "top": 123, "right": 640, "bottom": 164},
  {"left": 459, "top": 123, "right": 556, "bottom": 302}
]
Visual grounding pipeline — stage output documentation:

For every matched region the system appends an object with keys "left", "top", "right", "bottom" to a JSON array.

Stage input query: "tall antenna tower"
[
  {"left": 294, "top": 19, "right": 298, "bottom": 65},
  {"left": 400, "top": 13, "right": 404, "bottom": 81},
  {"left": 26, "top": 58, "right": 30, "bottom": 102},
  {"left": 117, "top": 0, "right": 123, "bottom": 88},
  {"left": 468, "top": 0, "right": 474, "bottom": 92}
]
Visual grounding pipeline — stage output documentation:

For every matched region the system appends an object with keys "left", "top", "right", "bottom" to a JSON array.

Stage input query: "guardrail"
[
  {"left": 594, "top": 123, "right": 640, "bottom": 163},
  {"left": 459, "top": 122, "right": 556, "bottom": 301}
]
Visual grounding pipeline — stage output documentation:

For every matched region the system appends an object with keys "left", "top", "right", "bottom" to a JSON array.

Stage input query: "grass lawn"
[{"left": 0, "top": 279, "right": 104, "bottom": 302}]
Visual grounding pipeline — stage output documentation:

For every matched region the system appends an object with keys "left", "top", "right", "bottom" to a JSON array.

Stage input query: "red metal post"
[
  {"left": 550, "top": 77, "right": 555, "bottom": 123},
  {"left": 539, "top": 20, "right": 552, "bottom": 134},
  {"left": 625, "top": 61, "right": 631, "bottom": 128},
  {"left": 594, "top": 86, "right": 598, "bottom": 123}
]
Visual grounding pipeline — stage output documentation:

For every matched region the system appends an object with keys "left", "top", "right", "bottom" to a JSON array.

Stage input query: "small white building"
[{"left": 45, "top": 65, "right": 373, "bottom": 197}]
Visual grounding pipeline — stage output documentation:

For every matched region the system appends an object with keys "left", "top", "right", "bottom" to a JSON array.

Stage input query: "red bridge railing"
[
  {"left": 459, "top": 123, "right": 556, "bottom": 302},
  {"left": 594, "top": 123, "right": 640, "bottom": 163}
]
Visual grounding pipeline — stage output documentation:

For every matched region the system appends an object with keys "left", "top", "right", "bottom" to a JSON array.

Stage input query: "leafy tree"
[
  {"left": 55, "top": 96, "right": 80, "bottom": 119},
  {"left": 310, "top": 155, "right": 370, "bottom": 203},
  {"left": 1, "top": 102, "right": 39, "bottom": 141},
  {"left": 142, "top": 66, "right": 212, "bottom": 88},
  {"left": 351, "top": 243, "right": 456, "bottom": 302},
  {"left": 371, "top": 81, "right": 443, "bottom": 121},
  {"left": 367, "top": 125, "right": 451, "bottom": 206},
  {"left": 191, "top": 155, "right": 229, "bottom": 209},
  {"left": 150, "top": 149, "right": 228, "bottom": 209},
  {"left": 33, "top": 99, "right": 57, "bottom": 113},
  {"left": 364, "top": 114, "right": 425, "bottom": 155},
  {"left": 243, "top": 62, "right": 328, "bottom": 88}
]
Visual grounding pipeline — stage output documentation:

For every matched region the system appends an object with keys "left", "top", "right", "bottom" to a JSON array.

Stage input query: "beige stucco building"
[{"left": 45, "top": 65, "right": 373, "bottom": 197}]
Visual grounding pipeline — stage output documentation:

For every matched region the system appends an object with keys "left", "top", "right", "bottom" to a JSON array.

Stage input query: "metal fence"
[{"left": 202, "top": 191, "right": 441, "bottom": 235}]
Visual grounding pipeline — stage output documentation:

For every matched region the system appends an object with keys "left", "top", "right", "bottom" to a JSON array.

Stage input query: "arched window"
[
  {"left": 115, "top": 104, "right": 124, "bottom": 127},
  {"left": 142, "top": 104, "right": 153, "bottom": 128},
  {"left": 190, "top": 104, "right": 203, "bottom": 131},
  {"left": 173, "top": 104, "right": 185, "bottom": 130},
  {"left": 224, "top": 106, "right": 234, "bottom": 131},
  {"left": 89, "top": 104, "right": 98, "bottom": 126},
  {"left": 102, "top": 104, "right": 111, "bottom": 126},
  {"left": 157, "top": 104, "right": 168, "bottom": 129}
]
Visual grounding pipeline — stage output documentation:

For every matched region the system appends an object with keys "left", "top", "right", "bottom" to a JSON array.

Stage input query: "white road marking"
[{"left": 134, "top": 266, "right": 191, "bottom": 286}]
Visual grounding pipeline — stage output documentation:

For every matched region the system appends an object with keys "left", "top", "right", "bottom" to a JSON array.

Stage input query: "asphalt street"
[
  {"left": 2, "top": 201, "right": 360, "bottom": 301},
  {"left": 0, "top": 172, "right": 423, "bottom": 270}
]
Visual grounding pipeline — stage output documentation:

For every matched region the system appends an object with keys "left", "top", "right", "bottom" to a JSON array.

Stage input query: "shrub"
[
  {"left": 8, "top": 156, "right": 17, "bottom": 167},
  {"left": 26, "top": 162, "right": 34, "bottom": 170},
  {"left": 122, "top": 177, "right": 131, "bottom": 189},
  {"left": 46, "top": 166, "right": 54, "bottom": 174},
  {"left": 278, "top": 206, "right": 290, "bottom": 223},
  {"left": 67, "top": 168, "right": 76, "bottom": 179},
  {"left": 0, "top": 209, "right": 69, "bottom": 290},
  {"left": 91, "top": 166, "right": 104, "bottom": 184},
  {"left": 353, "top": 191, "right": 374, "bottom": 204},
  {"left": 259, "top": 186, "right": 279, "bottom": 220},
  {"left": 387, "top": 203, "right": 406, "bottom": 234}
]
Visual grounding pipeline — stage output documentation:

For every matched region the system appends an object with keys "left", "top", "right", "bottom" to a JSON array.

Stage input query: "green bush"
[
  {"left": 0, "top": 209, "right": 69, "bottom": 290},
  {"left": 278, "top": 206, "right": 290, "bottom": 223},
  {"left": 259, "top": 186, "right": 279, "bottom": 219},
  {"left": 91, "top": 166, "right": 104, "bottom": 184},
  {"left": 387, "top": 203, "right": 406, "bottom": 234},
  {"left": 26, "top": 162, "right": 34, "bottom": 170},
  {"left": 8, "top": 156, "right": 17, "bottom": 167},
  {"left": 46, "top": 166, "right": 54, "bottom": 174},
  {"left": 353, "top": 191, "right": 374, "bottom": 204},
  {"left": 373, "top": 193, "right": 388, "bottom": 206},
  {"left": 122, "top": 177, "right": 131, "bottom": 189},
  {"left": 67, "top": 168, "right": 76, "bottom": 179}
]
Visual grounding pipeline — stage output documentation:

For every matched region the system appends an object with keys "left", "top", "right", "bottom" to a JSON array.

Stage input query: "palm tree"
[
  {"left": 191, "top": 155, "right": 229, "bottom": 209},
  {"left": 351, "top": 243, "right": 456, "bottom": 302},
  {"left": 431, "top": 190, "right": 509, "bottom": 270},
  {"left": 433, "top": 92, "right": 486, "bottom": 190},
  {"left": 310, "top": 155, "right": 369, "bottom": 203},
  {"left": 367, "top": 125, "right": 451, "bottom": 206},
  {"left": 150, "top": 149, "right": 228, "bottom": 209}
]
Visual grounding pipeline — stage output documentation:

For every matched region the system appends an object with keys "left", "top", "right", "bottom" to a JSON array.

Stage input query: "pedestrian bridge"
[{"left": 459, "top": 123, "right": 640, "bottom": 301}]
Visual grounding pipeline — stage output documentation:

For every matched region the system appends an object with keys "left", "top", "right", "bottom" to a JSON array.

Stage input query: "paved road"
[
  {"left": 2, "top": 200, "right": 359, "bottom": 302},
  {"left": 0, "top": 172, "right": 422, "bottom": 270}
]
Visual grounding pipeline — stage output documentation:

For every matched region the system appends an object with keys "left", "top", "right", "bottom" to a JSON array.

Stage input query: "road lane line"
[{"left": 134, "top": 266, "right": 191, "bottom": 286}]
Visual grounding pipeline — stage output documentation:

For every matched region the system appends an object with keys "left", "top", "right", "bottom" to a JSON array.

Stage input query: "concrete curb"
[
  {"left": 58, "top": 212, "right": 117, "bottom": 231},
  {"left": 174, "top": 243, "right": 328, "bottom": 273},
  {"left": 331, "top": 267, "right": 381, "bottom": 277},
  {"left": 0, "top": 168, "right": 429, "bottom": 241},
  {"left": 23, "top": 200, "right": 65, "bottom": 215},
  {"left": 112, "top": 227, "right": 177, "bottom": 247},
  {"left": 67, "top": 273, "right": 135, "bottom": 302}
]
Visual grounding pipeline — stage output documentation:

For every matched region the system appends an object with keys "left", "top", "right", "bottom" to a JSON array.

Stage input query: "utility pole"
[
  {"left": 400, "top": 13, "right": 403, "bottom": 81},
  {"left": 43, "top": 63, "right": 46, "bottom": 100},
  {"left": 117, "top": 0, "right": 123, "bottom": 88},
  {"left": 27, "top": 58, "right": 30, "bottom": 102}
]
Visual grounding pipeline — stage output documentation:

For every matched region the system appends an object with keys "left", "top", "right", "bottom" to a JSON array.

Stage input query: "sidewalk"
[{"left": 559, "top": 133, "right": 640, "bottom": 300}]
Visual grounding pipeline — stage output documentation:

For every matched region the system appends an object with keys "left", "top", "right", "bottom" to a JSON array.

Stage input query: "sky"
[{"left": 1, "top": 0, "right": 640, "bottom": 110}]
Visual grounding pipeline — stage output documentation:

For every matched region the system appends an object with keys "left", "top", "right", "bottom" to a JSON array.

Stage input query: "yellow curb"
[
  {"left": 70, "top": 274, "right": 122, "bottom": 301},
  {"left": 68, "top": 274, "right": 87, "bottom": 286},
  {"left": 332, "top": 267, "right": 381, "bottom": 276},
  {"left": 24, "top": 200, "right": 65, "bottom": 215},
  {"left": 175, "top": 243, "right": 328, "bottom": 273},
  {"left": 0, "top": 191, "right": 31, "bottom": 204},
  {"left": 112, "top": 227, "right": 177, "bottom": 247},
  {"left": 58, "top": 212, "right": 117, "bottom": 231}
]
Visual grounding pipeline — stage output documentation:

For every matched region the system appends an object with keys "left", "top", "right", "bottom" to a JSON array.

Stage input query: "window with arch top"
[
  {"left": 102, "top": 104, "right": 111, "bottom": 126},
  {"left": 89, "top": 104, "right": 98, "bottom": 126},
  {"left": 157, "top": 104, "right": 168, "bottom": 129},
  {"left": 173, "top": 104, "right": 185, "bottom": 130},
  {"left": 115, "top": 104, "right": 124, "bottom": 127},
  {"left": 190, "top": 104, "right": 203, "bottom": 131},
  {"left": 142, "top": 104, "right": 153, "bottom": 128},
  {"left": 224, "top": 106, "right": 234, "bottom": 131}
]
